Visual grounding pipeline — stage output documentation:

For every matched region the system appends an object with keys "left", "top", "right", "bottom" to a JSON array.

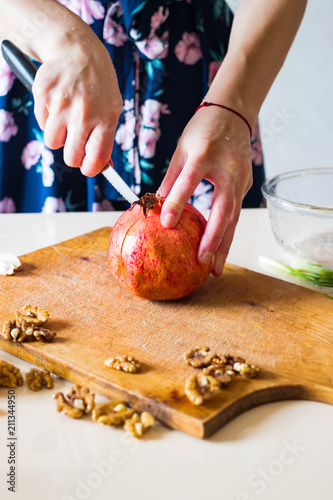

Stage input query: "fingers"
[
  {"left": 34, "top": 101, "right": 49, "bottom": 131},
  {"left": 160, "top": 158, "right": 202, "bottom": 229},
  {"left": 198, "top": 173, "right": 252, "bottom": 277},
  {"left": 36, "top": 104, "right": 116, "bottom": 174},
  {"left": 160, "top": 152, "right": 251, "bottom": 278},
  {"left": 197, "top": 189, "right": 235, "bottom": 275},
  {"left": 80, "top": 123, "right": 116, "bottom": 176},
  {"left": 63, "top": 124, "right": 90, "bottom": 168},
  {"left": 43, "top": 115, "right": 67, "bottom": 150}
]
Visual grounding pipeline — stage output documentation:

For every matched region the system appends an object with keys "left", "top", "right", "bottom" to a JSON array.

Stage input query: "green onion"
[{"left": 259, "top": 256, "right": 333, "bottom": 299}]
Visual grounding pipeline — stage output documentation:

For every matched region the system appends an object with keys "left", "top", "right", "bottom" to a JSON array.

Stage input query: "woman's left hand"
[{"left": 158, "top": 106, "right": 253, "bottom": 277}]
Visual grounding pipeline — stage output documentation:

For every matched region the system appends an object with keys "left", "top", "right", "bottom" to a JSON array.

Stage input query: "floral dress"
[{"left": 0, "top": 0, "right": 264, "bottom": 213}]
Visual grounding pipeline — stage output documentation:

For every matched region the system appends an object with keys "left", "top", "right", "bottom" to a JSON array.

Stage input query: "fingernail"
[
  {"left": 161, "top": 213, "right": 176, "bottom": 228},
  {"left": 199, "top": 251, "right": 213, "bottom": 265}
]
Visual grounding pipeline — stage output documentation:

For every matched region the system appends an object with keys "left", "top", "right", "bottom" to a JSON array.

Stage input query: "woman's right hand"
[
  {"left": 13, "top": 0, "right": 123, "bottom": 176},
  {"left": 32, "top": 17, "right": 123, "bottom": 176}
]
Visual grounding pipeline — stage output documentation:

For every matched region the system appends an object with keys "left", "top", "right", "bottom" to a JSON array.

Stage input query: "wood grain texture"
[{"left": 0, "top": 227, "right": 332, "bottom": 438}]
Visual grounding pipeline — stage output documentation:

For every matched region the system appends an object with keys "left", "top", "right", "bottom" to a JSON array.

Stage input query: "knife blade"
[{"left": 1, "top": 39, "right": 139, "bottom": 205}]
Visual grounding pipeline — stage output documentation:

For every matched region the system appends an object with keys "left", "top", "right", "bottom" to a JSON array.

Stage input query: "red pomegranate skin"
[{"left": 107, "top": 199, "right": 213, "bottom": 300}]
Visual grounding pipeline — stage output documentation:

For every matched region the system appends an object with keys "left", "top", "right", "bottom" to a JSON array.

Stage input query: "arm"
[
  {"left": 159, "top": 0, "right": 307, "bottom": 276},
  {"left": 0, "top": 0, "right": 123, "bottom": 175}
]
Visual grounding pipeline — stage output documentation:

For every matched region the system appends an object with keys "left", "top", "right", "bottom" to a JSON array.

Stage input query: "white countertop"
[{"left": 0, "top": 209, "right": 332, "bottom": 500}]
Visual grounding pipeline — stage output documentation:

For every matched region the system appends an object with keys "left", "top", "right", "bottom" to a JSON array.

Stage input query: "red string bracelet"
[{"left": 195, "top": 101, "right": 252, "bottom": 138}]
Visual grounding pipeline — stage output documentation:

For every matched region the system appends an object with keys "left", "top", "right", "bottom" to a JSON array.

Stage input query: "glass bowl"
[{"left": 261, "top": 168, "right": 333, "bottom": 266}]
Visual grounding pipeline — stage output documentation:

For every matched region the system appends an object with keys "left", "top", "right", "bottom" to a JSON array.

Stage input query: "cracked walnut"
[
  {"left": 185, "top": 373, "right": 221, "bottom": 406},
  {"left": 2, "top": 305, "right": 56, "bottom": 343},
  {"left": 123, "top": 412, "right": 155, "bottom": 439},
  {"left": 26, "top": 368, "right": 54, "bottom": 391},
  {"left": 92, "top": 401, "right": 135, "bottom": 426},
  {"left": 184, "top": 346, "right": 220, "bottom": 368},
  {"left": 0, "top": 360, "right": 23, "bottom": 388},
  {"left": 92, "top": 400, "right": 155, "bottom": 438},
  {"left": 183, "top": 346, "right": 260, "bottom": 405},
  {"left": 104, "top": 355, "right": 141, "bottom": 373},
  {"left": 54, "top": 385, "right": 95, "bottom": 419}
]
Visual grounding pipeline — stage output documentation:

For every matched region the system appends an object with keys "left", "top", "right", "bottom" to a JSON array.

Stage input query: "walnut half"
[
  {"left": 124, "top": 412, "right": 155, "bottom": 439},
  {"left": 92, "top": 400, "right": 155, "bottom": 438},
  {"left": 26, "top": 368, "right": 54, "bottom": 391},
  {"left": 183, "top": 346, "right": 260, "bottom": 405},
  {"left": 0, "top": 360, "right": 23, "bottom": 388},
  {"left": 54, "top": 384, "right": 95, "bottom": 419},
  {"left": 2, "top": 305, "right": 56, "bottom": 343},
  {"left": 233, "top": 362, "right": 260, "bottom": 378},
  {"left": 92, "top": 401, "right": 135, "bottom": 426},
  {"left": 104, "top": 355, "right": 141, "bottom": 373},
  {"left": 184, "top": 346, "right": 217, "bottom": 368},
  {"left": 185, "top": 374, "right": 221, "bottom": 406},
  {"left": 202, "top": 364, "right": 233, "bottom": 387},
  {"left": 16, "top": 305, "right": 49, "bottom": 327}
]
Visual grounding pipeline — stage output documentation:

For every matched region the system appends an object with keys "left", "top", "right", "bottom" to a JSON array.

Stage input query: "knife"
[{"left": 1, "top": 39, "right": 139, "bottom": 205}]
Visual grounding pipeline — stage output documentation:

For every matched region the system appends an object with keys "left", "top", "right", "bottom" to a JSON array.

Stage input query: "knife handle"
[{"left": 1, "top": 40, "right": 37, "bottom": 93}]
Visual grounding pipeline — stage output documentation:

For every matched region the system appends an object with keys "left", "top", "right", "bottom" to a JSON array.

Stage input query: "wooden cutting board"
[{"left": 0, "top": 227, "right": 333, "bottom": 439}]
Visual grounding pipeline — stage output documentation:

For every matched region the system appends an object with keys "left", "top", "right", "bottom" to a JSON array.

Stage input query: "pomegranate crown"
[{"left": 129, "top": 193, "right": 162, "bottom": 217}]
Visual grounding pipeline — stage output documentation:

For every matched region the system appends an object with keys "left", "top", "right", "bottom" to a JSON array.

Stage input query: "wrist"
[
  {"left": 34, "top": 17, "right": 95, "bottom": 62},
  {"left": 204, "top": 52, "right": 261, "bottom": 129},
  {"left": 195, "top": 102, "right": 252, "bottom": 138},
  {"left": 14, "top": 1, "right": 97, "bottom": 63}
]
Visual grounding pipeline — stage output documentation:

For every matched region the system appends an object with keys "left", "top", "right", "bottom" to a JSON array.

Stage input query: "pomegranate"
[{"left": 107, "top": 193, "right": 213, "bottom": 300}]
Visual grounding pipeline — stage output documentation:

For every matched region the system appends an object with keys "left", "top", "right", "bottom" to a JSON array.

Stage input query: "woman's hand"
[
  {"left": 32, "top": 29, "right": 123, "bottom": 176},
  {"left": 158, "top": 107, "right": 253, "bottom": 277},
  {"left": 158, "top": 0, "right": 307, "bottom": 278}
]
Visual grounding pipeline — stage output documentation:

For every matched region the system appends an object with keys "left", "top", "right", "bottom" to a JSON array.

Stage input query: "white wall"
[{"left": 228, "top": 0, "right": 333, "bottom": 179}]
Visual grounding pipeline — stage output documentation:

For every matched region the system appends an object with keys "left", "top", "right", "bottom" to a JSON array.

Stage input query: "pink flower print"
[
  {"left": 83, "top": 0, "right": 104, "bottom": 24},
  {"left": 0, "top": 197, "right": 16, "bottom": 213},
  {"left": 151, "top": 6, "right": 169, "bottom": 30},
  {"left": 42, "top": 197, "right": 66, "bottom": 213},
  {"left": 58, "top": 0, "right": 104, "bottom": 25},
  {"left": 21, "top": 141, "right": 44, "bottom": 170},
  {"left": 208, "top": 61, "right": 222, "bottom": 87},
  {"left": 251, "top": 122, "right": 263, "bottom": 166},
  {"left": 103, "top": 2, "right": 127, "bottom": 46},
  {"left": 141, "top": 99, "right": 169, "bottom": 129},
  {"left": 135, "top": 31, "right": 169, "bottom": 60},
  {"left": 21, "top": 141, "right": 55, "bottom": 186},
  {"left": 115, "top": 113, "right": 136, "bottom": 151},
  {"left": 92, "top": 199, "right": 115, "bottom": 211},
  {"left": 123, "top": 99, "right": 133, "bottom": 112},
  {"left": 41, "top": 149, "right": 55, "bottom": 187},
  {"left": 138, "top": 127, "right": 161, "bottom": 159},
  {"left": 191, "top": 182, "right": 213, "bottom": 211},
  {"left": 57, "top": 0, "right": 81, "bottom": 16},
  {"left": 175, "top": 32, "right": 202, "bottom": 65},
  {"left": 0, "top": 110, "right": 18, "bottom": 142},
  {"left": 0, "top": 57, "right": 16, "bottom": 96}
]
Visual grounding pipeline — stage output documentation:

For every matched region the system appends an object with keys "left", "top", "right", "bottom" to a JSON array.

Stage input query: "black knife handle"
[{"left": 1, "top": 40, "right": 37, "bottom": 94}]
